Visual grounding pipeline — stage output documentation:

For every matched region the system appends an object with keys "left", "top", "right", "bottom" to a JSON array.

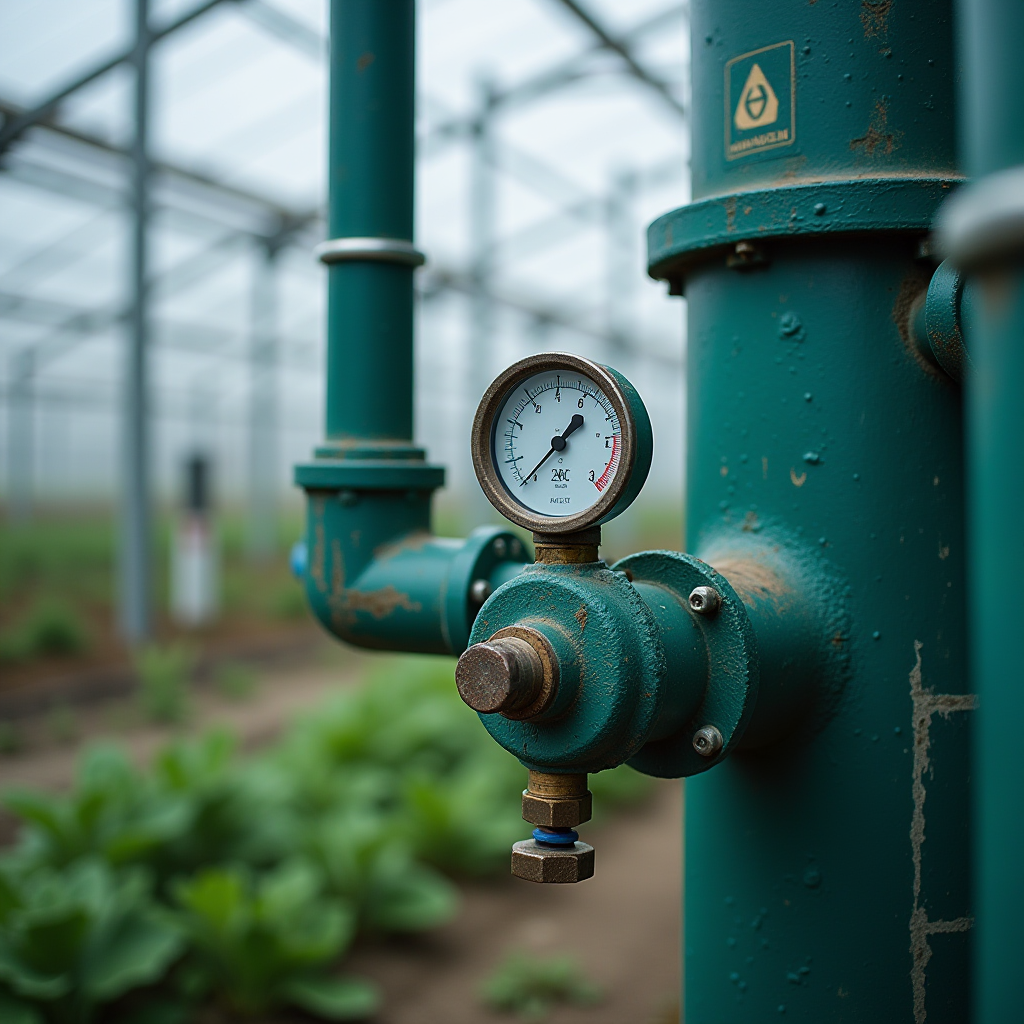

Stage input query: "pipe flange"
[{"left": 613, "top": 550, "right": 759, "bottom": 778}]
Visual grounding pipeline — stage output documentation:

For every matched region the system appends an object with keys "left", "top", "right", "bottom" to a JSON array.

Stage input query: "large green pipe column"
[
  {"left": 649, "top": 2, "right": 970, "bottom": 1019},
  {"left": 943, "top": 0, "right": 1024, "bottom": 1018}
]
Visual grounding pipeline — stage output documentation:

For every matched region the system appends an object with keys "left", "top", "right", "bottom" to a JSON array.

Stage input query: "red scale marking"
[{"left": 595, "top": 434, "right": 620, "bottom": 492}]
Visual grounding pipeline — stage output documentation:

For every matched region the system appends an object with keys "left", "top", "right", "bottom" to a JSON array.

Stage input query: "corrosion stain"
[
  {"left": 725, "top": 196, "right": 737, "bottom": 233},
  {"left": 345, "top": 585, "right": 422, "bottom": 620},
  {"left": 892, "top": 268, "right": 942, "bottom": 378},
  {"left": 356, "top": 51, "right": 375, "bottom": 73},
  {"left": 907, "top": 641, "right": 976, "bottom": 1023},
  {"left": 850, "top": 99, "right": 903, "bottom": 156},
  {"left": 711, "top": 556, "right": 789, "bottom": 610},
  {"left": 575, "top": 605, "right": 588, "bottom": 630},
  {"left": 310, "top": 504, "right": 327, "bottom": 594},
  {"left": 860, "top": 0, "right": 892, "bottom": 39}
]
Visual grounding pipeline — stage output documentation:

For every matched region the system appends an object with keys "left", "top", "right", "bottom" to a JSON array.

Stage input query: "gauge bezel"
[{"left": 471, "top": 352, "right": 650, "bottom": 534}]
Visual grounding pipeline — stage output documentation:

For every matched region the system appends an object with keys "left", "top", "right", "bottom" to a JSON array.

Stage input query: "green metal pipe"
[
  {"left": 324, "top": 0, "right": 416, "bottom": 447},
  {"left": 945, "top": 0, "right": 1024, "bottom": 1018},
  {"left": 295, "top": 0, "right": 528, "bottom": 656},
  {"left": 648, "top": 2, "right": 970, "bottom": 1018}
]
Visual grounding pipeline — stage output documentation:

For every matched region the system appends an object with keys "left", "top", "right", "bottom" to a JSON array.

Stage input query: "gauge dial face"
[{"left": 492, "top": 369, "right": 622, "bottom": 519}]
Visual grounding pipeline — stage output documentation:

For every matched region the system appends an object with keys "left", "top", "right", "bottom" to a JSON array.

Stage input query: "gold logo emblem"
[{"left": 734, "top": 63, "right": 779, "bottom": 130}]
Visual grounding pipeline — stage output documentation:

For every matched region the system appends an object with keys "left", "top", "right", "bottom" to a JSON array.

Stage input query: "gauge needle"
[{"left": 520, "top": 414, "right": 584, "bottom": 486}]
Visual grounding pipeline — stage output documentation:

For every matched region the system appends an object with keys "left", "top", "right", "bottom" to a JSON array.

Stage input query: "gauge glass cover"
[{"left": 493, "top": 369, "right": 622, "bottom": 519}]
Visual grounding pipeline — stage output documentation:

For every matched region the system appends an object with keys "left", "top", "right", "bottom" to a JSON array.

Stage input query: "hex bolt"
[
  {"left": 689, "top": 585, "right": 722, "bottom": 616},
  {"left": 492, "top": 537, "right": 508, "bottom": 558},
  {"left": 693, "top": 725, "right": 724, "bottom": 758},
  {"left": 455, "top": 636, "right": 545, "bottom": 715},
  {"left": 469, "top": 578, "right": 492, "bottom": 605}
]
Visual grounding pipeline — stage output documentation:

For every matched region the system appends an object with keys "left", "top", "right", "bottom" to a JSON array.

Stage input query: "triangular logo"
[{"left": 734, "top": 63, "right": 779, "bottom": 130}]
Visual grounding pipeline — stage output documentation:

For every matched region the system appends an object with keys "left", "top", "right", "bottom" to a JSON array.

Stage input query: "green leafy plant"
[
  {"left": 0, "top": 859, "right": 183, "bottom": 1024},
  {"left": 0, "top": 723, "right": 24, "bottom": 757},
  {"left": 480, "top": 949, "right": 602, "bottom": 1021},
  {"left": 214, "top": 662, "right": 258, "bottom": 701},
  {"left": 302, "top": 809, "right": 459, "bottom": 933},
  {"left": 0, "top": 601, "right": 90, "bottom": 664},
  {"left": 135, "top": 646, "right": 193, "bottom": 725},
  {"left": 173, "top": 861, "right": 377, "bottom": 1020},
  {"left": 0, "top": 657, "right": 652, "bottom": 1021}
]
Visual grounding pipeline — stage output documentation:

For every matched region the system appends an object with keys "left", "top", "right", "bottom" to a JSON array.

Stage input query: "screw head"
[
  {"left": 689, "top": 585, "right": 722, "bottom": 616},
  {"left": 469, "top": 578, "right": 492, "bottom": 605},
  {"left": 492, "top": 537, "right": 508, "bottom": 558},
  {"left": 693, "top": 725, "right": 724, "bottom": 757}
]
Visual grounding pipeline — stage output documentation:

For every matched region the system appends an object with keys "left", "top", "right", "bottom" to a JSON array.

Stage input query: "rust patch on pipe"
[
  {"left": 860, "top": 0, "right": 892, "bottom": 39},
  {"left": 907, "top": 641, "right": 976, "bottom": 1023},
  {"left": 850, "top": 99, "right": 902, "bottom": 156},
  {"left": 345, "top": 585, "right": 422, "bottom": 619},
  {"left": 711, "top": 556, "right": 789, "bottom": 611},
  {"left": 574, "top": 605, "right": 588, "bottom": 631},
  {"left": 309, "top": 498, "right": 327, "bottom": 593},
  {"left": 892, "top": 269, "right": 942, "bottom": 378}
]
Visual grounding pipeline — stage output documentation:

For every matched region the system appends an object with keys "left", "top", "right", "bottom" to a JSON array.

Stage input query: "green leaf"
[
  {"left": 281, "top": 974, "right": 380, "bottom": 1021},
  {"left": 0, "top": 989, "right": 45, "bottom": 1024},
  {"left": 85, "top": 911, "right": 184, "bottom": 1001},
  {"left": 365, "top": 867, "right": 459, "bottom": 933}
]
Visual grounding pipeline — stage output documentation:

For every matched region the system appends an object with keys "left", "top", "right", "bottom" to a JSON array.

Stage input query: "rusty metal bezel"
[{"left": 471, "top": 352, "right": 639, "bottom": 535}]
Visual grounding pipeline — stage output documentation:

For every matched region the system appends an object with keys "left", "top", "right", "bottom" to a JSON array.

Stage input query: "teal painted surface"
[
  {"left": 957, "top": 0, "right": 1024, "bottom": 176},
  {"left": 964, "top": 264, "right": 1024, "bottom": 1024},
  {"left": 325, "top": 0, "right": 416, "bottom": 445},
  {"left": 954, "top": 2, "right": 1024, "bottom": 1019},
  {"left": 469, "top": 560, "right": 675, "bottom": 771},
  {"left": 598, "top": 364, "right": 654, "bottom": 525},
  {"left": 302, "top": 492, "right": 526, "bottom": 654},
  {"left": 690, "top": 0, "right": 958, "bottom": 200},
  {"left": 648, "top": 178, "right": 959, "bottom": 279},
  {"left": 295, "top": 0, "right": 528, "bottom": 656},
  {"left": 651, "top": 3, "right": 971, "bottom": 1018},
  {"left": 467, "top": 543, "right": 841, "bottom": 780},
  {"left": 678, "top": 239, "right": 970, "bottom": 1022}
]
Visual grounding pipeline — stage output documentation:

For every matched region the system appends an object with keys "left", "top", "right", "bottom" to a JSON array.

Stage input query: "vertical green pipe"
[
  {"left": 955, "top": 0, "right": 1024, "bottom": 1019},
  {"left": 651, "top": 2, "right": 969, "bottom": 1018},
  {"left": 325, "top": 0, "right": 415, "bottom": 447}
]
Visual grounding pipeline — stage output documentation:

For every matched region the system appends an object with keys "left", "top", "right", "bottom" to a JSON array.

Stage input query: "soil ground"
[{"left": 0, "top": 644, "right": 682, "bottom": 1024}]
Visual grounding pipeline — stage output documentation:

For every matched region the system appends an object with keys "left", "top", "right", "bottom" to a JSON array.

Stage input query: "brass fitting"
[
  {"left": 532, "top": 526, "right": 601, "bottom": 565},
  {"left": 511, "top": 838, "right": 595, "bottom": 883},
  {"left": 521, "top": 771, "right": 593, "bottom": 828}
]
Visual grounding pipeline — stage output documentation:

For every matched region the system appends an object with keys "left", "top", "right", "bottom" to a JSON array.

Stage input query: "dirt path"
[
  {"left": 0, "top": 641, "right": 376, "bottom": 794},
  {"left": 348, "top": 779, "right": 683, "bottom": 1024}
]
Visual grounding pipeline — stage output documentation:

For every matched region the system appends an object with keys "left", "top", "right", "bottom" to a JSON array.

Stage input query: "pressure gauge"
[{"left": 471, "top": 353, "right": 653, "bottom": 534}]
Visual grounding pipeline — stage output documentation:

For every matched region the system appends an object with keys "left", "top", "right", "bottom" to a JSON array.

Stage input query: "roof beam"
[
  {"left": 549, "top": 0, "right": 685, "bottom": 120},
  {"left": 0, "top": 0, "right": 233, "bottom": 158}
]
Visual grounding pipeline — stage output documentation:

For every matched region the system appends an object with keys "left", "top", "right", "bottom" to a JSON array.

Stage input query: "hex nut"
[
  {"left": 511, "top": 839, "right": 595, "bottom": 883},
  {"left": 521, "top": 790, "right": 593, "bottom": 828}
]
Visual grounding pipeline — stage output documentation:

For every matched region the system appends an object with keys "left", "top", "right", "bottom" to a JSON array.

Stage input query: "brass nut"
[
  {"left": 521, "top": 790, "right": 593, "bottom": 828},
  {"left": 511, "top": 839, "right": 595, "bottom": 883}
]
